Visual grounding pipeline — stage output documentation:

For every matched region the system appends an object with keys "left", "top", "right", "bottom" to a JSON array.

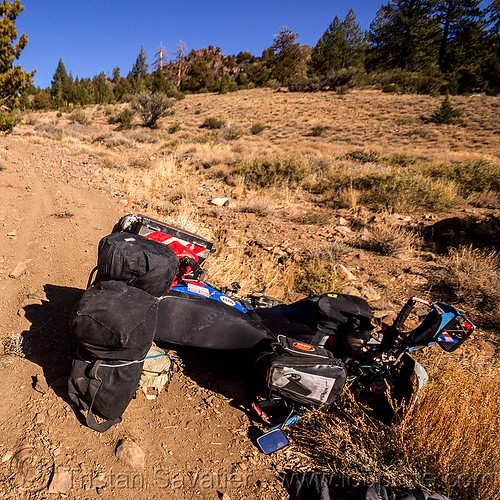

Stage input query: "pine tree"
[
  {"left": 368, "top": 0, "right": 440, "bottom": 72},
  {"left": 0, "top": 0, "right": 33, "bottom": 123},
  {"left": 111, "top": 67, "right": 121, "bottom": 84},
  {"left": 93, "top": 72, "right": 114, "bottom": 104},
  {"left": 50, "top": 59, "right": 70, "bottom": 107},
  {"left": 131, "top": 46, "right": 149, "bottom": 79},
  {"left": 483, "top": 0, "right": 500, "bottom": 91},
  {"left": 270, "top": 27, "right": 305, "bottom": 84},
  {"left": 310, "top": 10, "right": 365, "bottom": 74},
  {"left": 429, "top": 92, "right": 461, "bottom": 123},
  {"left": 342, "top": 9, "right": 365, "bottom": 68},
  {"left": 436, "top": 0, "right": 484, "bottom": 71},
  {"left": 130, "top": 46, "right": 149, "bottom": 92}
]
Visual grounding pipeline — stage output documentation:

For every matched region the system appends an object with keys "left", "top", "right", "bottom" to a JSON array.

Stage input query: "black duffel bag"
[
  {"left": 96, "top": 232, "right": 179, "bottom": 297},
  {"left": 68, "top": 280, "right": 158, "bottom": 432}
]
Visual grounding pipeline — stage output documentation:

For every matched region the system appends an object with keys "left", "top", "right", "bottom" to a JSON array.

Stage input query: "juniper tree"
[{"left": 0, "top": 0, "right": 33, "bottom": 127}]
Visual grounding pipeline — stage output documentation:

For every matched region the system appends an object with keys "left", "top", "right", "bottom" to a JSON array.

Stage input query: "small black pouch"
[{"left": 266, "top": 336, "right": 346, "bottom": 408}]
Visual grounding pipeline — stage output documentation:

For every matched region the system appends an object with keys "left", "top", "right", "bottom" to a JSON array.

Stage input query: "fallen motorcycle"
[
  {"left": 70, "top": 213, "right": 475, "bottom": 434},
  {"left": 112, "top": 214, "right": 474, "bottom": 417}
]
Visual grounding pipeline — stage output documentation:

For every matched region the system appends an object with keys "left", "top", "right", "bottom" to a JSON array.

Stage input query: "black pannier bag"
[
  {"left": 68, "top": 281, "right": 159, "bottom": 432},
  {"left": 267, "top": 336, "right": 347, "bottom": 408},
  {"left": 96, "top": 232, "right": 179, "bottom": 297}
]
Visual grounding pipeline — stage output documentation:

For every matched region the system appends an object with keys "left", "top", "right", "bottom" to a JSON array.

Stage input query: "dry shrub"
[
  {"left": 133, "top": 91, "right": 173, "bottom": 128},
  {"left": 338, "top": 186, "right": 360, "bottom": 210},
  {"left": 311, "top": 165, "right": 459, "bottom": 213},
  {"left": 291, "top": 358, "right": 500, "bottom": 500},
  {"left": 365, "top": 221, "right": 420, "bottom": 257},
  {"left": 124, "top": 129, "right": 158, "bottom": 144},
  {"left": 238, "top": 202, "right": 270, "bottom": 217},
  {"left": 34, "top": 121, "right": 63, "bottom": 140},
  {"left": 429, "top": 159, "right": 500, "bottom": 197},
  {"left": 233, "top": 157, "right": 308, "bottom": 188},
  {"left": 361, "top": 173, "right": 459, "bottom": 213},
  {"left": 434, "top": 246, "right": 500, "bottom": 311},
  {"left": 291, "top": 390, "right": 419, "bottom": 486},
  {"left": 293, "top": 247, "right": 345, "bottom": 296},
  {"left": 69, "top": 109, "right": 90, "bottom": 125},
  {"left": 224, "top": 123, "right": 243, "bottom": 140},
  {"left": 404, "top": 358, "right": 500, "bottom": 500}
]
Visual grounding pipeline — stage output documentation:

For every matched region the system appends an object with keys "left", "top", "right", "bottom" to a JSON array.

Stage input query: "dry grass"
[
  {"left": 231, "top": 156, "right": 309, "bottom": 188},
  {"left": 291, "top": 246, "right": 345, "bottom": 296},
  {"left": 431, "top": 246, "right": 500, "bottom": 323},
  {"left": 291, "top": 355, "right": 500, "bottom": 500},
  {"left": 404, "top": 357, "right": 500, "bottom": 500},
  {"left": 364, "top": 221, "right": 420, "bottom": 257}
]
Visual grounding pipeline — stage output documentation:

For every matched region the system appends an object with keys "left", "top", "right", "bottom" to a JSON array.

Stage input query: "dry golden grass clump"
[
  {"left": 291, "top": 356, "right": 500, "bottom": 500},
  {"left": 364, "top": 221, "right": 420, "bottom": 257},
  {"left": 292, "top": 247, "right": 346, "bottom": 296},
  {"left": 406, "top": 356, "right": 500, "bottom": 500},
  {"left": 431, "top": 246, "right": 500, "bottom": 326}
]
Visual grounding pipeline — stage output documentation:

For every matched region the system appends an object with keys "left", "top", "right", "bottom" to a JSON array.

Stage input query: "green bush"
[
  {"left": 0, "top": 112, "right": 15, "bottom": 132},
  {"left": 376, "top": 70, "right": 445, "bottom": 95},
  {"left": 117, "top": 109, "right": 133, "bottom": 130},
  {"left": 310, "top": 125, "right": 328, "bottom": 137},
  {"left": 429, "top": 94, "right": 462, "bottom": 125}
]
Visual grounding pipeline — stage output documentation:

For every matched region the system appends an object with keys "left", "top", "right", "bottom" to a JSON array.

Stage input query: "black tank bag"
[
  {"left": 267, "top": 336, "right": 346, "bottom": 408},
  {"left": 68, "top": 281, "right": 158, "bottom": 432}
]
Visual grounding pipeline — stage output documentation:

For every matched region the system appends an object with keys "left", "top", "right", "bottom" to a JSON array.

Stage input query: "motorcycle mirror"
[{"left": 257, "top": 428, "right": 290, "bottom": 454}]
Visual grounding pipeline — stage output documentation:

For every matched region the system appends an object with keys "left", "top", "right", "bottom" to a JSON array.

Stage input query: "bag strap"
[{"left": 85, "top": 360, "right": 122, "bottom": 433}]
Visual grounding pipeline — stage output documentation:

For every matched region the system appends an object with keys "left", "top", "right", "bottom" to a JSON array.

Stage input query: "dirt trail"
[{"left": 0, "top": 136, "right": 285, "bottom": 499}]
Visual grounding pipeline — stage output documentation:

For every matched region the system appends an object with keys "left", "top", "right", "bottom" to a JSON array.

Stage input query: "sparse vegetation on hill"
[{"left": 15, "top": 0, "right": 500, "bottom": 125}]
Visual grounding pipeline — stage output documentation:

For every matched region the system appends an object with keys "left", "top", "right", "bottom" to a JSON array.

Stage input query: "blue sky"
[
  {"left": 16, "top": 1, "right": 382, "bottom": 88},
  {"left": 16, "top": 1, "right": 493, "bottom": 89}
]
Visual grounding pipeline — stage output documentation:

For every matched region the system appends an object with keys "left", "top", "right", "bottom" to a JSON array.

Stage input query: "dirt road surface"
[{"left": 0, "top": 136, "right": 288, "bottom": 499}]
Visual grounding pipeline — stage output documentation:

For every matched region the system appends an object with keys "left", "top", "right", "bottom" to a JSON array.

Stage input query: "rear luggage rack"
[{"left": 113, "top": 213, "right": 214, "bottom": 264}]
